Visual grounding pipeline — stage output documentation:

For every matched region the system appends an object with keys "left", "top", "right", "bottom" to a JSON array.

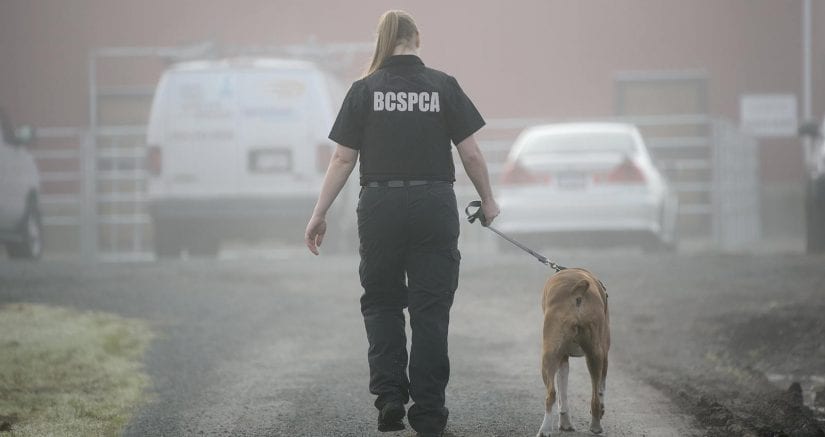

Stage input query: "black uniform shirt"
[{"left": 328, "top": 55, "right": 485, "bottom": 185}]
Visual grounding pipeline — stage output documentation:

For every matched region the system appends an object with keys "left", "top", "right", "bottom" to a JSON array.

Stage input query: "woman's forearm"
[
  {"left": 456, "top": 136, "right": 495, "bottom": 202},
  {"left": 312, "top": 145, "right": 359, "bottom": 218}
]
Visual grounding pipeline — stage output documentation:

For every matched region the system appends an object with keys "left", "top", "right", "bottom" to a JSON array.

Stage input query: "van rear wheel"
[
  {"left": 153, "top": 220, "right": 183, "bottom": 259},
  {"left": 187, "top": 238, "right": 220, "bottom": 257}
]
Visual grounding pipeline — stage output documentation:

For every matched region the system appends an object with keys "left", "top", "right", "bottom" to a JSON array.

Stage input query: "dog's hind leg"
[
  {"left": 536, "top": 351, "right": 559, "bottom": 437},
  {"left": 584, "top": 347, "right": 606, "bottom": 434},
  {"left": 556, "top": 355, "right": 574, "bottom": 431},
  {"left": 601, "top": 352, "right": 608, "bottom": 408}
]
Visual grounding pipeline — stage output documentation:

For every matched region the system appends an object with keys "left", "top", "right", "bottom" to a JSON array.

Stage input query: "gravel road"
[{"left": 1, "top": 248, "right": 823, "bottom": 436}]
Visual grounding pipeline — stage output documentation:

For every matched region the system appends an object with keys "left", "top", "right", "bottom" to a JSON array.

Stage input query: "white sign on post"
[{"left": 740, "top": 94, "right": 798, "bottom": 138}]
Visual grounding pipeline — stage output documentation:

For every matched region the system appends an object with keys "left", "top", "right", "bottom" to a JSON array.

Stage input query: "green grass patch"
[{"left": 0, "top": 303, "right": 153, "bottom": 437}]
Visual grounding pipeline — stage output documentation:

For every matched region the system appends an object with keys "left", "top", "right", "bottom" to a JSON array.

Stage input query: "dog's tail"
[
  {"left": 572, "top": 279, "right": 589, "bottom": 308},
  {"left": 565, "top": 279, "right": 593, "bottom": 357},
  {"left": 570, "top": 277, "right": 610, "bottom": 347}
]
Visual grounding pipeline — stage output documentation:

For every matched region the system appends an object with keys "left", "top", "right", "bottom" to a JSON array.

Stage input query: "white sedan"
[{"left": 496, "top": 122, "right": 678, "bottom": 250}]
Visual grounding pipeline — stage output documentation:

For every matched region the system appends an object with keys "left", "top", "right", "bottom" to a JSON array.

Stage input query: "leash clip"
[{"left": 538, "top": 256, "right": 565, "bottom": 272}]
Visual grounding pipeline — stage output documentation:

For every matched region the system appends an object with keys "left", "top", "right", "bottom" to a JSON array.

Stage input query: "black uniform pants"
[{"left": 357, "top": 182, "right": 460, "bottom": 434}]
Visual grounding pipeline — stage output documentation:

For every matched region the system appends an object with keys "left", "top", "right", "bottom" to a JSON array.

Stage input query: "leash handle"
[{"left": 465, "top": 200, "right": 485, "bottom": 225}]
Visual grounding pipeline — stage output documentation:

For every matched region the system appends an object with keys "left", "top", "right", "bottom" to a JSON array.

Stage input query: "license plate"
[
  {"left": 249, "top": 149, "right": 291, "bottom": 173},
  {"left": 556, "top": 172, "right": 588, "bottom": 190}
]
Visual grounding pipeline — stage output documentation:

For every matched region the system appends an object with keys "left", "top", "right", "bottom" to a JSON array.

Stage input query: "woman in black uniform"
[{"left": 305, "top": 10, "right": 499, "bottom": 437}]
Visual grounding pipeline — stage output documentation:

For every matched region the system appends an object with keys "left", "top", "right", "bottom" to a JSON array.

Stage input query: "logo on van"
[{"left": 267, "top": 80, "right": 306, "bottom": 99}]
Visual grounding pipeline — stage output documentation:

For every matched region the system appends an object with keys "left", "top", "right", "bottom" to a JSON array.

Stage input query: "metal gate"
[{"left": 86, "top": 41, "right": 368, "bottom": 261}]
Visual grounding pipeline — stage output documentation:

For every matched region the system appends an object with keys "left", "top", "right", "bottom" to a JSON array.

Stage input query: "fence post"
[
  {"left": 711, "top": 119, "right": 762, "bottom": 251},
  {"left": 79, "top": 131, "right": 98, "bottom": 261},
  {"left": 710, "top": 120, "right": 722, "bottom": 248}
]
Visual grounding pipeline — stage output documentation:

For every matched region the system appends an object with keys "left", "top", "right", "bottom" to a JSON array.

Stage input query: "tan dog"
[{"left": 536, "top": 268, "right": 610, "bottom": 436}]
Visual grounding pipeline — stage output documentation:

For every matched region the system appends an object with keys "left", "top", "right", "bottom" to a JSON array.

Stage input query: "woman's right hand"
[
  {"left": 304, "top": 214, "right": 327, "bottom": 255},
  {"left": 480, "top": 199, "right": 500, "bottom": 227}
]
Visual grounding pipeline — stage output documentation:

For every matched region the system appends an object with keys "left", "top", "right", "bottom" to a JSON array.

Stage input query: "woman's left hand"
[{"left": 304, "top": 215, "right": 327, "bottom": 255}]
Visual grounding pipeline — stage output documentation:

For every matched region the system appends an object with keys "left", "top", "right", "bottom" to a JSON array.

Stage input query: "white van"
[{"left": 146, "top": 58, "right": 354, "bottom": 257}]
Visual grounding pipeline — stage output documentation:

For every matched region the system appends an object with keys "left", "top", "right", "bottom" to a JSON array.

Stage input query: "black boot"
[{"left": 377, "top": 402, "right": 405, "bottom": 432}]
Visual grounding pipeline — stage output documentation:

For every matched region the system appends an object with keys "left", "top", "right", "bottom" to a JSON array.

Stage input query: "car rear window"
[{"left": 519, "top": 131, "right": 637, "bottom": 156}]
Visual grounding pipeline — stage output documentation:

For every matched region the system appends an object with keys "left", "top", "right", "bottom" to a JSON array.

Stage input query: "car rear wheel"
[
  {"left": 644, "top": 200, "right": 678, "bottom": 253},
  {"left": 7, "top": 201, "right": 43, "bottom": 260},
  {"left": 642, "top": 235, "right": 676, "bottom": 253}
]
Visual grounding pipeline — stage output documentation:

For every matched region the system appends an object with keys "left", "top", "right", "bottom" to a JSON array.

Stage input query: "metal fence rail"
[
  {"left": 94, "top": 127, "right": 152, "bottom": 262},
  {"left": 32, "top": 126, "right": 153, "bottom": 261},
  {"left": 30, "top": 127, "right": 95, "bottom": 258}
]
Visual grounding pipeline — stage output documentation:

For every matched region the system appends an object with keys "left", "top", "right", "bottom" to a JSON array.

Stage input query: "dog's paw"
[
  {"left": 537, "top": 410, "right": 557, "bottom": 437},
  {"left": 559, "top": 411, "right": 575, "bottom": 432},
  {"left": 536, "top": 423, "right": 555, "bottom": 437}
]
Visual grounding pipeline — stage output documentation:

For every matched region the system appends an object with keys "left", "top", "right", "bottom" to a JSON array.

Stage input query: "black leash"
[{"left": 465, "top": 201, "right": 566, "bottom": 272}]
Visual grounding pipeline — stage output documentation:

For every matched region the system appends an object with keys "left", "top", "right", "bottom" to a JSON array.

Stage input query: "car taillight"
[
  {"left": 500, "top": 160, "right": 551, "bottom": 185},
  {"left": 146, "top": 145, "right": 162, "bottom": 176},
  {"left": 316, "top": 143, "right": 333, "bottom": 173},
  {"left": 594, "top": 158, "right": 645, "bottom": 184}
]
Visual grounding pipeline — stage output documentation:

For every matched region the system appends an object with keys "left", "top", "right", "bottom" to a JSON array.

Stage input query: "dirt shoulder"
[{"left": 599, "top": 252, "right": 825, "bottom": 437}]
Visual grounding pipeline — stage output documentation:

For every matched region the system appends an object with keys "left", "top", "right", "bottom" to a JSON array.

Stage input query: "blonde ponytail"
[{"left": 364, "top": 10, "right": 419, "bottom": 77}]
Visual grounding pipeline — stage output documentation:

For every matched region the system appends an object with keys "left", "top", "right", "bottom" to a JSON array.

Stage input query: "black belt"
[{"left": 363, "top": 180, "right": 447, "bottom": 188}]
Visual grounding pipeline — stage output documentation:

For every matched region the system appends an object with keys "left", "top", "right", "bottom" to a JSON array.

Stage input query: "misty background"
[
  {"left": 2, "top": 3, "right": 825, "bottom": 435},
  {"left": 0, "top": 0, "right": 822, "bottom": 259}
]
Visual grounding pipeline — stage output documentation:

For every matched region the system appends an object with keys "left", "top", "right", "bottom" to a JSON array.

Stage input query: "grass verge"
[{"left": 0, "top": 303, "right": 153, "bottom": 437}]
